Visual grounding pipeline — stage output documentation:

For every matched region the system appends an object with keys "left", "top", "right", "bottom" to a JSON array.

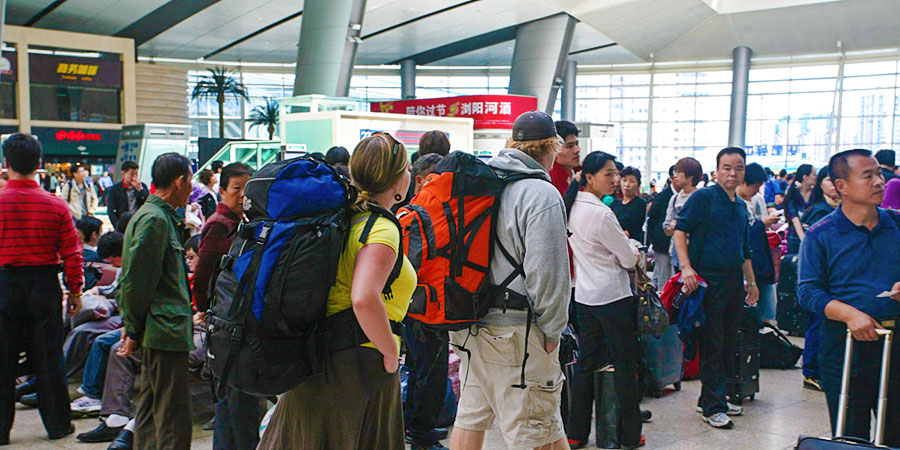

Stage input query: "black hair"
[
  {"left": 614, "top": 161, "right": 624, "bottom": 171},
  {"left": 76, "top": 216, "right": 103, "bottom": 243},
  {"left": 701, "top": 173, "right": 710, "bottom": 185},
  {"left": 744, "top": 163, "right": 767, "bottom": 186},
  {"left": 410, "top": 151, "right": 420, "bottom": 165},
  {"left": 668, "top": 165, "right": 675, "bottom": 178},
  {"left": 779, "top": 169, "right": 787, "bottom": 178},
  {"left": 151, "top": 152, "right": 191, "bottom": 189},
  {"left": 564, "top": 151, "right": 617, "bottom": 217},
  {"left": 2, "top": 133, "right": 41, "bottom": 175},
  {"left": 97, "top": 231, "right": 124, "bottom": 260},
  {"left": 115, "top": 212, "right": 134, "bottom": 234},
  {"left": 121, "top": 160, "right": 138, "bottom": 172},
  {"left": 419, "top": 130, "right": 450, "bottom": 156},
  {"left": 412, "top": 153, "right": 443, "bottom": 178},
  {"left": 211, "top": 160, "right": 224, "bottom": 172},
  {"left": 70, "top": 164, "right": 84, "bottom": 176},
  {"left": 198, "top": 169, "right": 214, "bottom": 186},
  {"left": 555, "top": 120, "right": 579, "bottom": 140},
  {"left": 829, "top": 148, "right": 873, "bottom": 183},
  {"left": 764, "top": 167, "right": 774, "bottom": 177},
  {"left": 875, "top": 149, "right": 895, "bottom": 167},
  {"left": 621, "top": 166, "right": 641, "bottom": 185},
  {"left": 325, "top": 146, "right": 350, "bottom": 166},
  {"left": 185, "top": 234, "right": 201, "bottom": 254},
  {"left": 220, "top": 162, "right": 252, "bottom": 193},
  {"left": 783, "top": 164, "right": 814, "bottom": 209},
  {"left": 716, "top": 147, "right": 746, "bottom": 168},
  {"left": 809, "top": 166, "right": 832, "bottom": 207}
]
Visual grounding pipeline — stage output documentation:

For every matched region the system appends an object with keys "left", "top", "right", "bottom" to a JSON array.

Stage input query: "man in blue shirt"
[
  {"left": 674, "top": 147, "right": 759, "bottom": 429},
  {"left": 798, "top": 149, "right": 900, "bottom": 445}
]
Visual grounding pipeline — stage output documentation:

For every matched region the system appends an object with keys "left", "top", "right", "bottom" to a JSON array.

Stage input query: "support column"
[
  {"left": 400, "top": 59, "right": 416, "bottom": 99},
  {"left": 561, "top": 59, "right": 576, "bottom": 121},
  {"left": 728, "top": 46, "right": 752, "bottom": 148},
  {"left": 293, "top": 0, "right": 366, "bottom": 97},
  {"left": 508, "top": 13, "right": 576, "bottom": 114}
]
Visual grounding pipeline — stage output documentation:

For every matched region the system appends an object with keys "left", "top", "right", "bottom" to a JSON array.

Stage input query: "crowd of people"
[{"left": 0, "top": 110, "right": 899, "bottom": 450}]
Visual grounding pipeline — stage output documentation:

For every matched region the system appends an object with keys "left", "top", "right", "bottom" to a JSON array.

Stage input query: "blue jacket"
[{"left": 675, "top": 277, "right": 708, "bottom": 360}]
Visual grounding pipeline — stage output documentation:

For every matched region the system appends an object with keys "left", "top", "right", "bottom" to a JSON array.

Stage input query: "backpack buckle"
[
  {"left": 502, "top": 291, "right": 510, "bottom": 313},
  {"left": 257, "top": 224, "right": 272, "bottom": 246}
]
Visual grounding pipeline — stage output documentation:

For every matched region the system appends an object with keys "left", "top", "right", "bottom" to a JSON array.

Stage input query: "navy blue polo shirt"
[
  {"left": 798, "top": 206, "right": 900, "bottom": 320},
  {"left": 675, "top": 182, "right": 751, "bottom": 272}
]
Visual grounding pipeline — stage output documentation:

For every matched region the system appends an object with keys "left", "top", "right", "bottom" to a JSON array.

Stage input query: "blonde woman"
[{"left": 258, "top": 134, "right": 415, "bottom": 450}]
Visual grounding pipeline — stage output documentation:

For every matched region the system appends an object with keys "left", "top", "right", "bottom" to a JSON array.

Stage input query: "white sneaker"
[
  {"left": 695, "top": 403, "right": 743, "bottom": 416},
  {"left": 702, "top": 412, "right": 734, "bottom": 429},
  {"left": 70, "top": 396, "right": 102, "bottom": 413}
]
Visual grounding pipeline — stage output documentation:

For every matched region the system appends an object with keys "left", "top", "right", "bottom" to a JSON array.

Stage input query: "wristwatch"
[{"left": 745, "top": 281, "right": 757, "bottom": 287}]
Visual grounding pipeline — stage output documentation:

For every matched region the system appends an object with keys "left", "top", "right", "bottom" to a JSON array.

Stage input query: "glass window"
[
  {"left": 790, "top": 65, "right": 839, "bottom": 79},
  {"left": 0, "top": 82, "right": 14, "bottom": 119},
  {"left": 789, "top": 92, "right": 835, "bottom": 119},
  {"left": 30, "top": 85, "right": 120, "bottom": 123},
  {"left": 843, "top": 61, "right": 898, "bottom": 77},
  {"left": 577, "top": 74, "right": 610, "bottom": 87},
  {"left": 843, "top": 74, "right": 897, "bottom": 91},
  {"left": 750, "top": 67, "right": 791, "bottom": 82},
  {"left": 841, "top": 89, "right": 893, "bottom": 117}
]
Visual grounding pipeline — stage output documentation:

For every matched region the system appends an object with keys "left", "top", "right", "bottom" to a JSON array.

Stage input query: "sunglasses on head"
[{"left": 373, "top": 131, "right": 401, "bottom": 156}]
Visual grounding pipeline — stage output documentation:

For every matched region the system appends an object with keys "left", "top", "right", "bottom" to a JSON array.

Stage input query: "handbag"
[{"left": 634, "top": 265, "right": 669, "bottom": 335}]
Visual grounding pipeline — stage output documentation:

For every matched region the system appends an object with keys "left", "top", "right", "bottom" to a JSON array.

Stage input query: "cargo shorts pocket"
[
  {"left": 525, "top": 371, "right": 563, "bottom": 417},
  {"left": 477, "top": 327, "right": 520, "bottom": 367}
]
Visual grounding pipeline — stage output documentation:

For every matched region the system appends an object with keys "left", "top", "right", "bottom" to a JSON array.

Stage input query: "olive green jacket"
[{"left": 118, "top": 195, "right": 193, "bottom": 352}]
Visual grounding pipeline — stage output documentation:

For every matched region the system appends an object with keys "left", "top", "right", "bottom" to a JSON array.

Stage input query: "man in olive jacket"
[{"left": 116, "top": 153, "right": 194, "bottom": 450}]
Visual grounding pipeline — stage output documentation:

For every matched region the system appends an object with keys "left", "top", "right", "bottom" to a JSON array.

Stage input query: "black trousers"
[
  {"left": 697, "top": 269, "right": 745, "bottom": 416},
  {"left": 819, "top": 319, "right": 900, "bottom": 446},
  {"left": 567, "top": 299, "right": 642, "bottom": 447},
  {"left": 0, "top": 266, "right": 71, "bottom": 442},
  {"left": 213, "top": 387, "right": 262, "bottom": 450},
  {"left": 401, "top": 318, "right": 449, "bottom": 445}
]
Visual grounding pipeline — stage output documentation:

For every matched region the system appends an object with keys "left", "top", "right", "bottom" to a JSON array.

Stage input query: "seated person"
[{"left": 77, "top": 216, "right": 104, "bottom": 263}]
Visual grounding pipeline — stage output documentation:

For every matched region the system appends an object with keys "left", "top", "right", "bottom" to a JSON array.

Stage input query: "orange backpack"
[{"left": 397, "top": 151, "right": 542, "bottom": 330}]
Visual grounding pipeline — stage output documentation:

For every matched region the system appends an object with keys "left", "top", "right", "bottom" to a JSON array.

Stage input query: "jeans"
[
  {"left": 400, "top": 319, "right": 449, "bottom": 445},
  {"left": 819, "top": 319, "right": 899, "bottom": 445},
  {"left": 213, "top": 388, "right": 261, "bottom": 450},
  {"left": 697, "top": 269, "right": 745, "bottom": 416},
  {"left": 651, "top": 251, "right": 673, "bottom": 290},
  {"left": 802, "top": 311, "right": 824, "bottom": 378},
  {"left": 754, "top": 283, "right": 777, "bottom": 322},
  {"left": 567, "top": 299, "right": 642, "bottom": 447},
  {"left": 80, "top": 329, "right": 123, "bottom": 399}
]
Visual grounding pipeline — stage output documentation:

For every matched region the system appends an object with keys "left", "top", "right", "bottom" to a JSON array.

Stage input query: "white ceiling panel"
[
  {"left": 7, "top": 0, "right": 56, "bottom": 26},
  {"left": 33, "top": 0, "right": 168, "bottom": 35}
]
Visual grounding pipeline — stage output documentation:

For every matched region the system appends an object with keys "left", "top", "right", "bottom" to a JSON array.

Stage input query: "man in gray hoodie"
[{"left": 450, "top": 111, "right": 571, "bottom": 450}]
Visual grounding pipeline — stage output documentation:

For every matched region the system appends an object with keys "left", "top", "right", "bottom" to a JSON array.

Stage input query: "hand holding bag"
[{"left": 634, "top": 265, "right": 669, "bottom": 335}]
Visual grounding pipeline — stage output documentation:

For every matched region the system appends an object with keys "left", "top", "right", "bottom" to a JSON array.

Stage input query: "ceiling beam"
[
  {"left": 361, "top": 0, "right": 480, "bottom": 40},
  {"left": 23, "top": 0, "right": 69, "bottom": 27},
  {"left": 204, "top": 10, "right": 303, "bottom": 60},
  {"left": 115, "top": 0, "right": 221, "bottom": 47},
  {"left": 388, "top": 25, "right": 517, "bottom": 65},
  {"left": 569, "top": 42, "right": 617, "bottom": 55}
]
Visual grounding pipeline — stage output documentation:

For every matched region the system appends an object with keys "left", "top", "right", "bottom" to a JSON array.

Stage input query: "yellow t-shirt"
[{"left": 326, "top": 212, "right": 416, "bottom": 353}]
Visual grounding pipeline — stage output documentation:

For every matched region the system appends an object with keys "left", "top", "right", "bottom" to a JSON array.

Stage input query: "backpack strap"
[{"left": 359, "top": 205, "right": 404, "bottom": 298}]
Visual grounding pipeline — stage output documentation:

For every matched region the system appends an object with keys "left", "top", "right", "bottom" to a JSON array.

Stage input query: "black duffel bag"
[{"left": 760, "top": 323, "right": 803, "bottom": 370}]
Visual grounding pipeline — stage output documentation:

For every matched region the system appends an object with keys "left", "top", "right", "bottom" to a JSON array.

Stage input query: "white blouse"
[{"left": 568, "top": 191, "right": 639, "bottom": 306}]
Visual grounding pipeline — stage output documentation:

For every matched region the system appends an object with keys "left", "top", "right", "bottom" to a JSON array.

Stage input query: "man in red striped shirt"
[{"left": 0, "top": 133, "right": 83, "bottom": 445}]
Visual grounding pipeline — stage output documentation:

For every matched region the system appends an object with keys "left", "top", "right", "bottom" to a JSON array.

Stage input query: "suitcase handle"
[{"left": 835, "top": 329, "right": 893, "bottom": 446}]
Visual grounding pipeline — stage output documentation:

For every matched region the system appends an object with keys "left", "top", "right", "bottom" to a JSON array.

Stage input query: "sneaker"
[
  {"left": 702, "top": 412, "right": 734, "bottom": 429},
  {"left": 567, "top": 439, "right": 587, "bottom": 449},
  {"left": 695, "top": 402, "right": 743, "bottom": 416},
  {"left": 77, "top": 386, "right": 86, "bottom": 396},
  {"left": 17, "top": 393, "right": 37, "bottom": 408},
  {"left": 411, "top": 443, "right": 449, "bottom": 450},
  {"left": 201, "top": 418, "right": 215, "bottom": 431},
  {"left": 71, "top": 396, "right": 103, "bottom": 415},
  {"left": 803, "top": 376, "right": 824, "bottom": 391}
]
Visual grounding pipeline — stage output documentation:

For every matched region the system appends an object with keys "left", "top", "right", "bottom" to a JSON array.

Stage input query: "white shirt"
[{"left": 568, "top": 191, "right": 639, "bottom": 306}]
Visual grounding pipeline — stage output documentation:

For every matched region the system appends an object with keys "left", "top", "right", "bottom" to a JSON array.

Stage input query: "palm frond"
[{"left": 249, "top": 98, "right": 279, "bottom": 129}]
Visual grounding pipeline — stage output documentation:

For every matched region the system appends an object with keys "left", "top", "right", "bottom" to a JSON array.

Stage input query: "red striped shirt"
[{"left": 0, "top": 179, "right": 84, "bottom": 293}]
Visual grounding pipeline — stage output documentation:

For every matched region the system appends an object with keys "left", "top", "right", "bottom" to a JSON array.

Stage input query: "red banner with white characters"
[{"left": 371, "top": 95, "right": 538, "bottom": 130}]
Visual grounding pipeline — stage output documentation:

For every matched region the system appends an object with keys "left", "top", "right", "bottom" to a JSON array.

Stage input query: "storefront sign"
[
  {"left": 29, "top": 54, "right": 122, "bottom": 89},
  {"left": 371, "top": 95, "right": 538, "bottom": 130},
  {"left": 32, "top": 127, "right": 120, "bottom": 157},
  {"left": 55, "top": 129, "right": 102, "bottom": 142},
  {"left": 0, "top": 55, "right": 16, "bottom": 80}
]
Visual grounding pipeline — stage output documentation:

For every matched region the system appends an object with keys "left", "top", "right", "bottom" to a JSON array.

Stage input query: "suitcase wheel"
[
  {"left": 674, "top": 382, "right": 681, "bottom": 391},
  {"left": 653, "top": 389, "right": 662, "bottom": 399},
  {"left": 749, "top": 394, "right": 755, "bottom": 401}
]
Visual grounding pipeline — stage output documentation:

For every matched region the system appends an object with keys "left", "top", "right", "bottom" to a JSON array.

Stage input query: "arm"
[
  {"left": 137, "top": 183, "right": 149, "bottom": 205},
  {"left": 351, "top": 243, "right": 401, "bottom": 373},
  {"left": 118, "top": 216, "right": 166, "bottom": 345},
  {"left": 193, "top": 223, "right": 231, "bottom": 312},
  {"left": 664, "top": 195, "right": 677, "bottom": 236},
  {"left": 595, "top": 209, "right": 639, "bottom": 269},
  {"left": 58, "top": 205, "right": 84, "bottom": 316},
  {"left": 742, "top": 259, "right": 759, "bottom": 305},
  {"left": 524, "top": 204, "right": 571, "bottom": 347},
  {"left": 108, "top": 186, "right": 119, "bottom": 228},
  {"left": 791, "top": 216, "right": 805, "bottom": 241},
  {"left": 60, "top": 183, "right": 76, "bottom": 217},
  {"left": 89, "top": 185, "right": 99, "bottom": 215},
  {"left": 674, "top": 191, "right": 707, "bottom": 292}
]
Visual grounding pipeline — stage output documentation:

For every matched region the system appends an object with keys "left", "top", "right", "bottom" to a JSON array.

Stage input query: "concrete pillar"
[
  {"left": 400, "top": 59, "right": 416, "bottom": 99},
  {"left": 561, "top": 59, "right": 576, "bottom": 121},
  {"left": 728, "top": 46, "right": 752, "bottom": 148},
  {"left": 508, "top": 14, "right": 576, "bottom": 114},
  {"left": 293, "top": 0, "right": 366, "bottom": 97}
]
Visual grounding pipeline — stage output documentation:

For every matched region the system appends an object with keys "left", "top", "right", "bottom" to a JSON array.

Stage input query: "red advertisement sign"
[
  {"left": 0, "top": 55, "right": 16, "bottom": 80},
  {"left": 29, "top": 54, "right": 122, "bottom": 89},
  {"left": 371, "top": 95, "right": 538, "bottom": 130}
]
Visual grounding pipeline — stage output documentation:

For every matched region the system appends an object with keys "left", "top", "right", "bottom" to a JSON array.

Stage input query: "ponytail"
[
  {"left": 784, "top": 164, "right": 814, "bottom": 209},
  {"left": 564, "top": 176, "right": 586, "bottom": 217}
]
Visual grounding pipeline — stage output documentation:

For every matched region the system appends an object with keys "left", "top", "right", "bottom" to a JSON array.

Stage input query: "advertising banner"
[
  {"left": 29, "top": 54, "right": 122, "bottom": 89},
  {"left": 371, "top": 94, "right": 538, "bottom": 130}
]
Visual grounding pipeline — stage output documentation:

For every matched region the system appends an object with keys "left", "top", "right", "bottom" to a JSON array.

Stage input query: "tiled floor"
[{"left": 7, "top": 338, "right": 830, "bottom": 450}]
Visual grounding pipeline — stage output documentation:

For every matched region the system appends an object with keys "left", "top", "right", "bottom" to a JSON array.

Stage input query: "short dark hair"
[
  {"left": 875, "top": 149, "right": 895, "bottom": 167},
  {"left": 555, "top": 120, "right": 579, "bottom": 140},
  {"left": 121, "top": 160, "right": 138, "bottom": 173},
  {"left": 115, "top": 212, "right": 134, "bottom": 234},
  {"left": 76, "top": 216, "right": 103, "bottom": 243},
  {"left": 325, "top": 146, "right": 350, "bottom": 166},
  {"left": 2, "top": 133, "right": 41, "bottom": 175},
  {"left": 198, "top": 169, "right": 214, "bottom": 186},
  {"left": 621, "top": 166, "right": 641, "bottom": 185},
  {"left": 668, "top": 165, "right": 675, "bottom": 178},
  {"left": 151, "top": 152, "right": 191, "bottom": 189},
  {"left": 779, "top": 169, "right": 787, "bottom": 178},
  {"left": 97, "top": 231, "right": 124, "bottom": 260},
  {"left": 829, "top": 148, "right": 873, "bottom": 182},
  {"left": 185, "top": 234, "right": 201, "bottom": 254},
  {"left": 69, "top": 164, "right": 84, "bottom": 176},
  {"left": 211, "top": 160, "right": 224, "bottom": 172},
  {"left": 674, "top": 157, "right": 703, "bottom": 186},
  {"left": 419, "top": 130, "right": 450, "bottom": 156},
  {"left": 614, "top": 161, "right": 624, "bottom": 171},
  {"left": 220, "top": 162, "right": 252, "bottom": 193},
  {"left": 716, "top": 147, "right": 746, "bottom": 168},
  {"left": 764, "top": 167, "right": 774, "bottom": 177},
  {"left": 412, "top": 153, "right": 443, "bottom": 178},
  {"left": 744, "top": 163, "right": 767, "bottom": 185}
]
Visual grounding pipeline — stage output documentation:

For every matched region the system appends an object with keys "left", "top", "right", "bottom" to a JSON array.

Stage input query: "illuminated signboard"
[
  {"left": 29, "top": 54, "right": 122, "bottom": 89},
  {"left": 55, "top": 129, "right": 102, "bottom": 142}
]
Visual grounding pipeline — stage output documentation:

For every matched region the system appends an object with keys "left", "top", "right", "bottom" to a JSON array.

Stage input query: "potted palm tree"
[
  {"left": 191, "top": 66, "right": 249, "bottom": 138},
  {"left": 249, "top": 98, "right": 279, "bottom": 140}
]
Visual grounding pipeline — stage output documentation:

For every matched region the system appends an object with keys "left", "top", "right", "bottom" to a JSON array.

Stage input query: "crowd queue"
[{"left": 0, "top": 109, "right": 899, "bottom": 450}]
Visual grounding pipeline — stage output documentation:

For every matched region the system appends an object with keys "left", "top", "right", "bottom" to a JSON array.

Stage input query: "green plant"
[
  {"left": 249, "top": 98, "right": 279, "bottom": 140},
  {"left": 191, "top": 66, "right": 249, "bottom": 138}
]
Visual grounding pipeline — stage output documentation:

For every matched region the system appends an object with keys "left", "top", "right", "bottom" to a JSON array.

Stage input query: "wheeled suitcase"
[
  {"left": 726, "top": 312, "right": 760, "bottom": 404},
  {"left": 642, "top": 324, "right": 682, "bottom": 398},
  {"left": 777, "top": 254, "right": 808, "bottom": 336},
  {"left": 795, "top": 329, "right": 894, "bottom": 450}
]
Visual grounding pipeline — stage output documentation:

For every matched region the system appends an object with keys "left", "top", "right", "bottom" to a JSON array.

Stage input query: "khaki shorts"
[{"left": 450, "top": 324, "right": 565, "bottom": 450}]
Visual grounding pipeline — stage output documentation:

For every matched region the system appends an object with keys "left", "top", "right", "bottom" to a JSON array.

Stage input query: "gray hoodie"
[{"left": 481, "top": 148, "right": 571, "bottom": 343}]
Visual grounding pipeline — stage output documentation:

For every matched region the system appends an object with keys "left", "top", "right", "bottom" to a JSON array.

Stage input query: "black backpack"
[{"left": 205, "top": 154, "right": 402, "bottom": 397}]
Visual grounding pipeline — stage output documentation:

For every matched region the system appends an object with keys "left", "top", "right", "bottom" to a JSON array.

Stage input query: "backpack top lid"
[{"left": 243, "top": 155, "right": 351, "bottom": 221}]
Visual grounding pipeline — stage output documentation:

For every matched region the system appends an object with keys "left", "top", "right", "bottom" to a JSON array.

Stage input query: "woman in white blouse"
[{"left": 563, "top": 151, "right": 645, "bottom": 450}]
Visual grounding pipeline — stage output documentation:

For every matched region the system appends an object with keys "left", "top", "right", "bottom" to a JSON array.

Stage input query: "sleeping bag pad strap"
[{"left": 359, "top": 205, "right": 405, "bottom": 298}]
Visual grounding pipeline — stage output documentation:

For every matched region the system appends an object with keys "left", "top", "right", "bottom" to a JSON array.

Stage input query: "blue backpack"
[{"left": 206, "top": 154, "right": 402, "bottom": 397}]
